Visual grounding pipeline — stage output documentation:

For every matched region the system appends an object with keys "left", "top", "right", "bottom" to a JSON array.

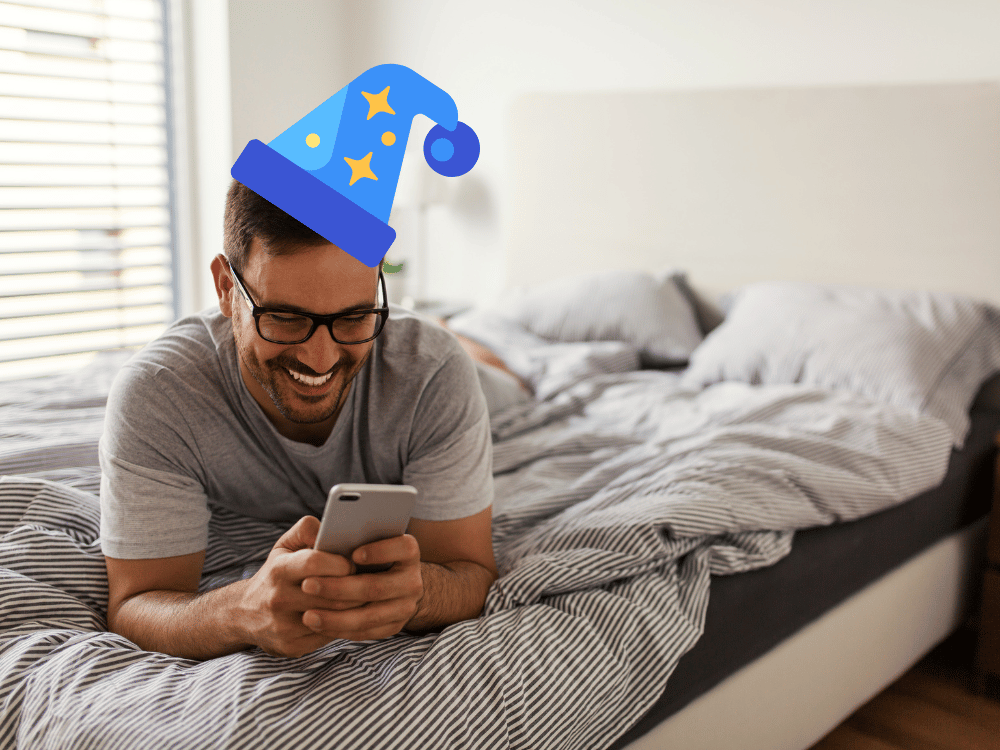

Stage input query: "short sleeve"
[
  {"left": 403, "top": 350, "right": 494, "bottom": 521},
  {"left": 99, "top": 363, "right": 211, "bottom": 559}
]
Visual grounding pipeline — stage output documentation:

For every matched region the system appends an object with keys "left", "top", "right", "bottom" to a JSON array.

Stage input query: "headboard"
[{"left": 506, "top": 83, "right": 1000, "bottom": 306}]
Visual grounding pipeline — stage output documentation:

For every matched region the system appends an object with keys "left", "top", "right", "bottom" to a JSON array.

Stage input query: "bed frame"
[{"left": 503, "top": 82, "right": 1000, "bottom": 749}]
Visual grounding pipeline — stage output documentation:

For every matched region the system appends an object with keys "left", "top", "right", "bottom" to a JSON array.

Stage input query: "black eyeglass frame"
[{"left": 226, "top": 258, "right": 389, "bottom": 345}]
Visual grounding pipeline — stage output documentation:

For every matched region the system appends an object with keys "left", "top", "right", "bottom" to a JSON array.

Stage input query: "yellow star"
[
  {"left": 343, "top": 151, "right": 377, "bottom": 186},
  {"left": 361, "top": 86, "right": 395, "bottom": 120}
]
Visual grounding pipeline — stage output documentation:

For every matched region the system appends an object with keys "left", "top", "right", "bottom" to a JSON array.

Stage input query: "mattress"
[{"left": 611, "top": 405, "right": 1000, "bottom": 747}]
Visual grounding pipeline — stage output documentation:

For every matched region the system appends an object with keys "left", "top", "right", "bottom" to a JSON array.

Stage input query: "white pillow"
[
  {"left": 681, "top": 282, "right": 1000, "bottom": 448},
  {"left": 494, "top": 269, "right": 703, "bottom": 366}
]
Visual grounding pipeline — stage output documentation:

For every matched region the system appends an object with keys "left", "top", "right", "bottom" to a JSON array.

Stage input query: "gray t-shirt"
[{"left": 99, "top": 305, "right": 494, "bottom": 559}]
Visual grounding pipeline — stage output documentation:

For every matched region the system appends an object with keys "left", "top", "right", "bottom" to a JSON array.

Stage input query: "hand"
[
  {"left": 237, "top": 515, "right": 359, "bottom": 658},
  {"left": 299, "top": 532, "right": 424, "bottom": 643}
]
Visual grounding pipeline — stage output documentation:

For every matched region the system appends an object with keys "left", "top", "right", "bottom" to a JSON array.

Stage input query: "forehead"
[{"left": 243, "top": 237, "right": 378, "bottom": 309}]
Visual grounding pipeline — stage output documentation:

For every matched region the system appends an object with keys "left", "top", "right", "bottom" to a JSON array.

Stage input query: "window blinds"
[{"left": 0, "top": 0, "right": 176, "bottom": 381}]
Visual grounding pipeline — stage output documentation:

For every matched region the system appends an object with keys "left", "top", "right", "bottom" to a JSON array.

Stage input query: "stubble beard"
[{"left": 239, "top": 336, "right": 371, "bottom": 425}]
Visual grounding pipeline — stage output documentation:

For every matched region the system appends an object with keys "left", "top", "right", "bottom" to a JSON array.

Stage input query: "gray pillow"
[
  {"left": 681, "top": 282, "right": 1000, "bottom": 448},
  {"left": 494, "top": 269, "right": 703, "bottom": 366}
]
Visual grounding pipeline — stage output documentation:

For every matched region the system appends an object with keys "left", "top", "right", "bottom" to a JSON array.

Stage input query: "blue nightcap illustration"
[{"left": 231, "top": 64, "right": 481, "bottom": 267}]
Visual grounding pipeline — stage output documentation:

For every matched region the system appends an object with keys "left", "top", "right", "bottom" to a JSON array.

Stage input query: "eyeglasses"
[{"left": 227, "top": 258, "right": 389, "bottom": 345}]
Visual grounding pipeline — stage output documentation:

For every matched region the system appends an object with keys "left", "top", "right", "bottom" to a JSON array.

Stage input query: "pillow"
[
  {"left": 493, "top": 269, "right": 703, "bottom": 366},
  {"left": 681, "top": 282, "right": 1000, "bottom": 448}
]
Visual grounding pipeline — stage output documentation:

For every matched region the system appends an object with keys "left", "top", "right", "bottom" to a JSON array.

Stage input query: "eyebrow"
[
  {"left": 262, "top": 298, "right": 376, "bottom": 315},
  {"left": 238, "top": 272, "right": 378, "bottom": 316}
]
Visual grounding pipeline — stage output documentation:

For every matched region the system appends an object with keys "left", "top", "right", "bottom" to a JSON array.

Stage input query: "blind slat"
[
  {"left": 0, "top": 186, "right": 168, "bottom": 207},
  {"left": 0, "top": 71, "right": 164, "bottom": 103},
  {"left": 0, "top": 280, "right": 167, "bottom": 300},
  {"left": 0, "top": 244, "right": 167, "bottom": 257},
  {"left": 0, "top": 226, "right": 167, "bottom": 251},
  {"left": 9, "top": 0, "right": 162, "bottom": 22},
  {"left": 1, "top": 261, "right": 169, "bottom": 277},
  {"left": 0, "top": 6, "right": 161, "bottom": 41},
  {"left": 0, "top": 95, "right": 164, "bottom": 123},
  {"left": 2, "top": 244, "right": 167, "bottom": 259},
  {"left": 0, "top": 285, "right": 169, "bottom": 315},
  {"left": 0, "top": 207, "right": 170, "bottom": 231},
  {"left": 0, "top": 142, "right": 166, "bottom": 165},
  {"left": 0, "top": 120, "right": 165, "bottom": 144},
  {"left": 0, "top": 263, "right": 168, "bottom": 287},
  {"left": 0, "top": 164, "right": 166, "bottom": 186},
  {"left": 0, "top": 48, "right": 162, "bottom": 83},
  {"left": 0, "top": 299, "right": 166, "bottom": 321}
]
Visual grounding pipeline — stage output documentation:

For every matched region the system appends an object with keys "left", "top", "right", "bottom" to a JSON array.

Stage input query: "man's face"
[{"left": 221, "top": 238, "right": 380, "bottom": 438}]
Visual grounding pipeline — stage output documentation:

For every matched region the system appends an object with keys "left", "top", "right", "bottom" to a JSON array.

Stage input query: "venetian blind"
[{"left": 0, "top": 0, "right": 176, "bottom": 381}]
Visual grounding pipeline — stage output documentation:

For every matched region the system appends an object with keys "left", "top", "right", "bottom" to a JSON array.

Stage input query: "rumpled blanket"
[{"left": 0, "top": 355, "right": 954, "bottom": 749}]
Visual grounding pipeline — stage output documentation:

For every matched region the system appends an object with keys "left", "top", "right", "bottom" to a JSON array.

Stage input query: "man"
[{"left": 100, "top": 181, "right": 498, "bottom": 660}]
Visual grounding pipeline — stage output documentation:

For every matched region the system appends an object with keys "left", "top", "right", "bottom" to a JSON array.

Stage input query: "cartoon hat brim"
[{"left": 231, "top": 139, "right": 396, "bottom": 268}]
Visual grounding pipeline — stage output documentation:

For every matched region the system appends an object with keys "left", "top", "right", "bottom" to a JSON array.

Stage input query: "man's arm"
[
  {"left": 405, "top": 561, "right": 497, "bottom": 633},
  {"left": 403, "top": 506, "right": 498, "bottom": 632},
  {"left": 106, "top": 517, "right": 384, "bottom": 660},
  {"left": 107, "top": 551, "right": 252, "bottom": 661}
]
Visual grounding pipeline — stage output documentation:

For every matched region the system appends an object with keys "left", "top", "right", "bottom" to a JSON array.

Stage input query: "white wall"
[
  {"left": 228, "top": 1, "right": 347, "bottom": 156},
  {"left": 180, "top": 0, "right": 348, "bottom": 311},
  {"left": 209, "top": 0, "right": 1000, "bottom": 309}
]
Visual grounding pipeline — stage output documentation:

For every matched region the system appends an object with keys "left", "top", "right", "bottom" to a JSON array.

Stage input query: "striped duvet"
[{"left": 0, "top": 361, "right": 955, "bottom": 749}]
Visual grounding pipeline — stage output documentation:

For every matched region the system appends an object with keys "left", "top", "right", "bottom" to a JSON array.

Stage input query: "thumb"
[{"left": 273, "top": 515, "right": 320, "bottom": 554}]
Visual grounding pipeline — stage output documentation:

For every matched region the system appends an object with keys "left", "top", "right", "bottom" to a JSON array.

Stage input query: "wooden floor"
[{"left": 809, "top": 626, "right": 1000, "bottom": 750}]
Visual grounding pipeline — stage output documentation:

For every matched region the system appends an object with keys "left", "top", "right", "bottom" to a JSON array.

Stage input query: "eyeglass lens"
[{"left": 259, "top": 311, "right": 382, "bottom": 344}]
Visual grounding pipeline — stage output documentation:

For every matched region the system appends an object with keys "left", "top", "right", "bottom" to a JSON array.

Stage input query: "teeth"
[{"left": 287, "top": 368, "right": 332, "bottom": 386}]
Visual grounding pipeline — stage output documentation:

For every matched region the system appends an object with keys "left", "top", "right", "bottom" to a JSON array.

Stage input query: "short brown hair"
[{"left": 223, "top": 180, "right": 330, "bottom": 274}]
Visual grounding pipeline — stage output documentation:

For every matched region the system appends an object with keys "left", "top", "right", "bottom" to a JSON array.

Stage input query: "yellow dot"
[
  {"left": 381, "top": 131, "right": 396, "bottom": 146},
  {"left": 305, "top": 133, "right": 320, "bottom": 148}
]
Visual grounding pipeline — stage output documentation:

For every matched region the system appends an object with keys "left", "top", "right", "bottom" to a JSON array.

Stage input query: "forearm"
[
  {"left": 405, "top": 560, "right": 498, "bottom": 633},
  {"left": 109, "top": 580, "right": 251, "bottom": 661}
]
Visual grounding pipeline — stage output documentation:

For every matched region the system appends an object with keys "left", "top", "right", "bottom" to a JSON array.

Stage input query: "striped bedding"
[{"left": 0, "top": 355, "right": 956, "bottom": 749}]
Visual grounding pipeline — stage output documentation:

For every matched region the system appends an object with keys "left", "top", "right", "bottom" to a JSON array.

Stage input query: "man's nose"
[{"left": 295, "top": 322, "right": 342, "bottom": 374}]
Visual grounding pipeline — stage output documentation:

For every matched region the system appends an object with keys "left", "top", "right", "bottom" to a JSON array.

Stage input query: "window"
[{"left": 0, "top": 0, "right": 177, "bottom": 381}]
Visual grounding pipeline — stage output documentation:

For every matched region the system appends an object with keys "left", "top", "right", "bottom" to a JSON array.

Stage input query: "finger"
[
  {"left": 287, "top": 549, "right": 355, "bottom": 581},
  {"left": 303, "top": 599, "right": 413, "bottom": 637},
  {"left": 299, "top": 575, "right": 370, "bottom": 609},
  {"left": 302, "top": 567, "right": 415, "bottom": 605},
  {"left": 273, "top": 516, "right": 321, "bottom": 554},
  {"left": 353, "top": 533, "right": 420, "bottom": 568},
  {"left": 302, "top": 596, "right": 367, "bottom": 612},
  {"left": 299, "top": 577, "right": 366, "bottom": 611}
]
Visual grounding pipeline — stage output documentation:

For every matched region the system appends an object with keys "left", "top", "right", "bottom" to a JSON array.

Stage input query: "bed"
[
  {"left": 498, "top": 80, "right": 1000, "bottom": 749},
  {"left": 0, "top": 82, "right": 999, "bottom": 749}
]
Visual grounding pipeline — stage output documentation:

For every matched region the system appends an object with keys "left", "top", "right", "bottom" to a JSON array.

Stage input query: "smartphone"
[{"left": 313, "top": 483, "right": 417, "bottom": 573}]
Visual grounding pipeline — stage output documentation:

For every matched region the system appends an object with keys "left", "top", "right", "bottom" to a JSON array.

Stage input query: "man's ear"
[{"left": 210, "top": 254, "right": 234, "bottom": 318}]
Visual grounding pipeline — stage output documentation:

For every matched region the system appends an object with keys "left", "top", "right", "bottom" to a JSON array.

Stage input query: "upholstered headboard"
[{"left": 505, "top": 83, "right": 1000, "bottom": 307}]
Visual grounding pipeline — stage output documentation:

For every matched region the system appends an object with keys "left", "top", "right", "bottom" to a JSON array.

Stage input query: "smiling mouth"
[{"left": 285, "top": 368, "right": 333, "bottom": 387}]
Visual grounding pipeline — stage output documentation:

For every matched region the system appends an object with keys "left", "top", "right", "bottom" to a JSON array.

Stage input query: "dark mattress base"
[{"left": 612, "top": 407, "right": 1000, "bottom": 748}]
